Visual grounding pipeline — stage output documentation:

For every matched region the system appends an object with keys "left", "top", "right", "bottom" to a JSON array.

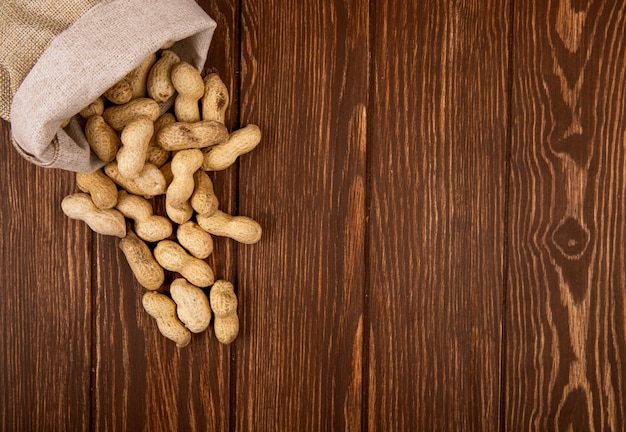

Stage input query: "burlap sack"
[{"left": 1, "top": 0, "right": 216, "bottom": 172}]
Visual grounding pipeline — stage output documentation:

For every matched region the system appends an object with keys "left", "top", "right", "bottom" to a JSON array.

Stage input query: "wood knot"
[{"left": 552, "top": 217, "right": 589, "bottom": 260}]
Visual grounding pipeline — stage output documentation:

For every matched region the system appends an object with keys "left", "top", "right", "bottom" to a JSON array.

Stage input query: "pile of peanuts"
[{"left": 60, "top": 45, "right": 262, "bottom": 347}]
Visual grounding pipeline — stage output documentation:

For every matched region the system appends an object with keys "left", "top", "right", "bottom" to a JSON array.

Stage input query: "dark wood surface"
[
  {"left": 1, "top": 1, "right": 625, "bottom": 430},
  {"left": 506, "top": 1, "right": 626, "bottom": 430},
  {"left": 368, "top": 0, "right": 509, "bottom": 430}
]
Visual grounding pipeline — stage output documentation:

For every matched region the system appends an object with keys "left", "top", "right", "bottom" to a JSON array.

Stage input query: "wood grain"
[
  {"left": 196, "top": 0, "right": 242, "bottom": 429},
  {"left": 0, "top": 120, "right": 92, "bottom": 431},
  {"left": 367, "top": 0, "right": 509, "bottom": 430},
  {"left": 236, "top": 0, "right": 368, "bottom": 429},
  {"left": 506, "top": 0, "right": 626, "bottom": 430},
  {"left": 2, "top": 2, "right": 626, "bottom": 430}
]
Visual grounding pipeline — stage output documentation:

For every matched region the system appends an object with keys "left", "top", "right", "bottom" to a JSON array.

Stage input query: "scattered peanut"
[
  {"left": 117, "top": 116, "right": 154, "bottom": 179},
  {"left": 146, "top": 113, "right": 175, "bottom": 167},
  {"left": 165, "top": 199, "right": 193, "bottom": 225},
  {"left": 157, "top": 120, "right": 229, "bottom": 151},
  {"left": 159, "top": 161, "right": 174, "bottom": 187},
  {"left": 154, "top": 240, "right": 215, "bottom": 288},
  {"left": 104, "top": 161, "right": 167, "bottom": 199},
  {"left": 85, "top": 115, "right": 120, "bottom": 163},
  {"left": 202, "top": 124, "right": 261, "bottom": 171},
  {"left": 177, "top": 221, "right": 213, "bottom": 259},
  {"left": 197, "top": 209, "right": 262, "bottom": 244},
  {"left": 76, "top": 169, "right": 118, "bottom": 210},
  {"left": 147, "top": 50, "right": 180, "bottom": 102},
  {"left": 165, "top": 197, "right": 192, "bottom": 223},
  {"left": 201, "top": 73, "right": 229, "bottom": 124},
  {"left": 170, "top": 278, "right": 211, "bottom": 333},
  {"left": 209, "top": 280, "right": 239, "bottom": 344},
  {"left": 164, "top": 149, "right": 203, "bottom": 224},
  {"left": 61, "top": 193, "right": 126, "bottom": 238},
  {"left": 171, "top": 61, "right": 204, "bottom": 122},
  {"left": 119, "top": 231, "right": 165, "bottom": 290},
  {"left": 190, "top": 170, "right": 218, "bottom": 216},
  {"left": 167, "top": 149, "right": 203, "bottom": 209},
  {"left": 142, "top": 292, "right": 191, "bottom": 347},
  {"left": 103, "top": 98, "right": 160, "bottom": 131},
  {"left": 116, "top": 191, "right": 172, "bottom": 242}
]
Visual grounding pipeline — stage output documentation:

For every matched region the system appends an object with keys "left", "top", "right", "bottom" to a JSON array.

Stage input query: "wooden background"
[{"left": 1, "top": 0, "right": 625, "bottom": 430}]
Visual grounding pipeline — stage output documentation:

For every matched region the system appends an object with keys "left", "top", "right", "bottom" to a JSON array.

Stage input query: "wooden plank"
[
  {"left": 0, "top": 120, "right": 92, "bottom": 431},
  {"left": 236, "top": 1, "right": 368, "bottom": 430},
  {"left": 91, "top": 1, "right": 240, "bottom": 430},
  {"left": 506, "top": 1, "right": 626, "bottom": 429},
  {"left": 367, "top": 0, "right": 509, "bottom": 430}
]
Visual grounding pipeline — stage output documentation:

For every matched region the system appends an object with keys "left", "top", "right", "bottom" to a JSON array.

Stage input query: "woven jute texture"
[
  {"left": 3, "top": 0, "right": 216, "bottom": 171},
  {"left": 0, "top": 0, "right": 101, "bottom": 120}
]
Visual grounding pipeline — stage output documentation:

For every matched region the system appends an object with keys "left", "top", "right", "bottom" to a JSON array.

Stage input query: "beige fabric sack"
[{"left": 1, "top": 0, "right": 216, "bottom": 171}]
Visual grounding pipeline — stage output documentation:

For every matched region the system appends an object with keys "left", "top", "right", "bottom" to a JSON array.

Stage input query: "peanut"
[
  {"left": 190, "top": 170, "right": 218, "bottom": 216},
  {"left": 142, "top": 292, "right": 191, "bottom": 347},
  {"left": 79, "top": 97, "right": 104, "bottom": 118},
  {"left": 157, "top": 120, "right": 228, "bottom": 151},
  {"left": 160, "top": 40, "right": 176, "bottom": 50},
  {"left": 165, "top": 149, "right": 203, "bottom": 224},
  {"left": 202, "top": 124, "right": 261, "bottom": 171},
  {"left": 147, "top": 50, "right": 180, "bottom": 102},
  {"left": 60, "top": 118, "right": 72, "bottom": 129},
  {"left": 118, "top": 231, "right": 164, "bottom": 290},
  {"left": 201, "top": 73, "right": 229, "bottom": 124},
  {"left": 197, "top": 210, "right": 262, "bottom": 244},
  {"left": 76, "top": 169, "right": 118, "bottom": 210},
  {"left": 116, "top": 191, "right": 172, "bottom": 242},
  {"left": 117, "top": 116, "right": 154, "bottom": 179},
  {"left": 85, "top": 115, "right": 120, "bottom": 163},
  {"left": 170, "top": 278, "right": 211, "bottom": 333},
  {"left": 104, "top": 161, "right": 167, "bottom": 199},
  {"left": 154, "top": 240, "right": 214, "bottom": 288},
  {"left": 146, "top": 113, "right": 175, "bottom": 168},
  {"left": 61, "top": 193, "right": 126, "bottom": 238},
  {"left": 159, "top": 161, "right": 173, "bottom": 187},
  {"left": 128, "top": 53, "right": 157, "bottom": 99},
  {"left": 167, "top": 149, "right": 203, "bottom": 208},
  {"left": 209, "top": 280, "right": 239, "bottom": 344},
  {"left": 165, "top": 200, "right": 193, "bottom": 225},
  {"left": 177, "top": 221, "right": 213, "bottom": 259},
  {"left": 103, "top": 98, "right": 160, "bottom": 131},
  {"left": 103, "top": 76, "right": 132, "bottom": 105},
  {"left": 171, "top": 61, "right": 204, "bottom": 122}
]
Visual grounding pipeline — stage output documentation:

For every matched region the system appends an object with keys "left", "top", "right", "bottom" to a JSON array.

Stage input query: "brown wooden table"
[{"left": 2, "top": 1, "right": 625, "bottom": 430}]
